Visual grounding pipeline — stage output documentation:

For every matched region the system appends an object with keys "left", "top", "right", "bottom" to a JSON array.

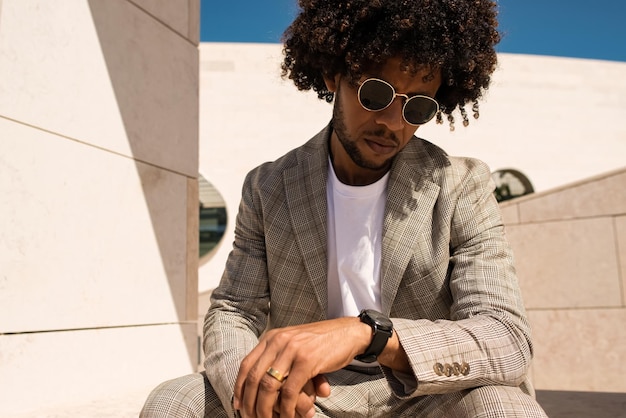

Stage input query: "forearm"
[
  {"left": 203, "top": 310, "right": 258, "bottom": 416},
  {"left": 394, "top": 159, "right": 533, "bottom": 392},
  {"left": 203, "top": 292, "right": 270, "bottom": 415}
]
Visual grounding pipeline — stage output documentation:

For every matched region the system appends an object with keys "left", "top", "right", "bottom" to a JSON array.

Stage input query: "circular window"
[
  {"left": 199, "top": 174, "right": 227, "bottom": 259},
  {"left": 491, "top": 168, "right": 534, "bottom": 203}
]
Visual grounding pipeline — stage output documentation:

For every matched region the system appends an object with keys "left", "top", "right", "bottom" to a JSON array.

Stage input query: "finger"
[
  {"left": 301, "top": 378, "right": 315, "bottom": 397},
  {"left": 295, "top": 380, "right": 316, "bottom": 417},
  {"left": 241, "top": 329, "right": 296, "bottom": 417},
  {"left": 273, "top": 392, "right": 281, "bottom": 414},
  {"left": 254, "top": 370, "right": 285, "bottom": 417},
  {"left": 241, "top": 361, "right": 282, "bottom": 418},
  {"left": 296, "top": 405, "right": 316, "bottom": 418},
  {"left": 250, "top": 334, "right": 297, "bottom": 418},
  {"left": 240, "top": 359, "right": 282, "bottom": 417},
  {"left": 312, "top": 374, "right": 331, "bottom": 398},
  {"left": 255, "top": 363, "right": 291, "bottom": 417},
  {"left": 272, "top": 379, "right": 316, "bottom": 418},
  {"left": 278, "top": 366, "right": 313, "bottom": 418},
  {"left": 296, "top": 399, "right": 316, "bottom": 417}
]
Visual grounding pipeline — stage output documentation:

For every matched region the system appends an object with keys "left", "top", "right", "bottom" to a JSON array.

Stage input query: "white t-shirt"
[{"left": 326, "top": 159, "right": 389, "bottom": 320}]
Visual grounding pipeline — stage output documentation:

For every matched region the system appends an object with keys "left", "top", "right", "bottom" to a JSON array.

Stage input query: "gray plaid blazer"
[{"left": 204, "top": 125, "right": 534, "bottom": 415}]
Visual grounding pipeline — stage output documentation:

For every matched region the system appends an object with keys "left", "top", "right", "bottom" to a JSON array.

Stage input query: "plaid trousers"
[{"left": 140, "top": 370, "right": 547, "bottom": 418}]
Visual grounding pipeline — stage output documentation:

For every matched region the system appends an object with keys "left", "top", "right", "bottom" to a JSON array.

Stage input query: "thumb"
[{"left": 313, "top": 374, "right": 331, "bottom": 398}]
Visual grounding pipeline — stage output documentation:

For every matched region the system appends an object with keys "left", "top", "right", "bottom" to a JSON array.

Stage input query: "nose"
[{"left": 374, "top": 96, "right": 405, "bottom": 131}]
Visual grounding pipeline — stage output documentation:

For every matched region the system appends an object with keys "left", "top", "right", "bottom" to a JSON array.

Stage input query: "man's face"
[{"left": 325, "top": 58, "right": 442, "bottom": 185}]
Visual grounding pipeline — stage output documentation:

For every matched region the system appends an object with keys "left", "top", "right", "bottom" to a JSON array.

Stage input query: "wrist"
[
  {"left": 357, "top": 319, "right": 373, "bottom": 353},
  {"left": 377, "top": 331, "right": 411, "bottom": 372},
  {"left": 354, "top": 309, "right": 393, "bottom": 363}
]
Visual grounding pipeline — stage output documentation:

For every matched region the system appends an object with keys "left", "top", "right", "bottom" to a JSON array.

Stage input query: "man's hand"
[
  {"left": 271, "top": 375, "right": 330, "bottom": 418},
  {"left": 233, "top": 317, "right": 371, "bottom": 418}
]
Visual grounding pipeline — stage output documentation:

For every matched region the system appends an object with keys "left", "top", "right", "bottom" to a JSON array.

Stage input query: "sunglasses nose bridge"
[
  {"left": 395, "top": 92, "right": 409, "bottom": 102},
  {"left": 388, "top": 93, "right": 407, "bottom": 113},
  {"left": 373, "top": 92, "right": 407, "bottom": 130}
]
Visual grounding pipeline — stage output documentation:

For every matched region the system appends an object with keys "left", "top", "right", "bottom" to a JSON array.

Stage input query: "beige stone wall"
[
  {"left": 0, "top": 1, "right": 200, "bottom": 415},
  {"left": 501, "top": 168, "right": 626, "bottom": 392}
]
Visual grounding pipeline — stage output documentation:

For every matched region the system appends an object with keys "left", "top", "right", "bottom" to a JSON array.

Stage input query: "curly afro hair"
[{"left": 281, "top": 0, "right": 501, "bottom": 128}]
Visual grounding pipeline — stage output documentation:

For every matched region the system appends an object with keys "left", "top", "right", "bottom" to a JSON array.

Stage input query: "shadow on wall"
[{"left": 87, "top": 0, "right": 198, "bottom": 368}]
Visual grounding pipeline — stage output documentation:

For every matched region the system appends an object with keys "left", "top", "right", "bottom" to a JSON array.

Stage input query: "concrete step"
[{"left": 536, "top": 390, "right": 626, "bottom": 418}]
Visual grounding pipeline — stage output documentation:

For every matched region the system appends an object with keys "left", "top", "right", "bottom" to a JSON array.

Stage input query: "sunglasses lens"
[
  {"left": 359, "top": 79, "right": 394, "bottom": 111},
  {"left": 404, "top": 97, "right": 438, "bottom": 125}
]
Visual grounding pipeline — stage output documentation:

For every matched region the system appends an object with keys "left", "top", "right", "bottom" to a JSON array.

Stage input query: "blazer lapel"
[
  {"left": 380, "top": 145, "right": 441, "bottom": 315},
  {"left": 283, "top": 129, "right": 330, "bottom": 318}
]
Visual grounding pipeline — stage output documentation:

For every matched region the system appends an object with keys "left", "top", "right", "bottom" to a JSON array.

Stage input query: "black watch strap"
[{"left": 355, "top": 309, "right": 393, "bottom": 363}]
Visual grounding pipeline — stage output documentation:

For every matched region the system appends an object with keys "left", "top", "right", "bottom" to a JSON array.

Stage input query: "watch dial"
[{"left": 365, "top": 310, "right": 393, "bottom": 329}]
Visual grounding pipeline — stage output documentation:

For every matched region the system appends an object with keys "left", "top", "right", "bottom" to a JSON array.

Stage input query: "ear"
[{"left": 323, "top": 73, "right": 341, "bottom": 93}]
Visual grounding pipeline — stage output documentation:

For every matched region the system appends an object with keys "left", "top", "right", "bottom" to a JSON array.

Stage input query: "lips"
[{"left": 365, "top": 137, "right": 397, "bottom": 155}]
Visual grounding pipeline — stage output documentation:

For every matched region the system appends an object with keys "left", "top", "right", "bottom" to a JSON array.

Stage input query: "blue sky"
[{"left": 200, "top": 0, "right": 626, "bottom": 62}]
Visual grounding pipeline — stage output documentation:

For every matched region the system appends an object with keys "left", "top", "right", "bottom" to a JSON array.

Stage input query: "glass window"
[
  {"left": 199, "top": 174, "right": 227, "bottom": 259},
  {"left": 492, "top": 168, "right": 534, "bottom": 203}
]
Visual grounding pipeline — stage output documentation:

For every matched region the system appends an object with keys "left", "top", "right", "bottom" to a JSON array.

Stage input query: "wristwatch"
[{"left": 355, "top": 309, "right": 394, "bottom": 363}]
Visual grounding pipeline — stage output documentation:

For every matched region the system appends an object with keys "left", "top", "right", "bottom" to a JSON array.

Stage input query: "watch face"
[{"left": 363, "top": 309, "right": 393, "bottom": 330}]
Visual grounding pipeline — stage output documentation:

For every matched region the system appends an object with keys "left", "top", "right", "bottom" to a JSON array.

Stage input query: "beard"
[{"left": 331, "top": 87, "right": 398, "bottom": 172}]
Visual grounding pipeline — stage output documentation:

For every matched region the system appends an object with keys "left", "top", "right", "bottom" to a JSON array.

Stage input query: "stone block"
[
  {"left": 0, "top": 119, "right": 190, "bottom": 332},
  {"left": 0, "top": 323, "right": 198, "bottom": 416},
  {"left": 517, "top": 170, "right": 626, "bottom": 223},
  {"left": 507, "top": 218, "right": 621, "bottom": 310},
  {"left": 528, "top": 309, "right": 626, "bottom": 392},
  {"left": 617, "top": 215, "right": 626, "bottom": 307},
  {"left": 0, "top": 0, "right": 198, "bottom": 176}
]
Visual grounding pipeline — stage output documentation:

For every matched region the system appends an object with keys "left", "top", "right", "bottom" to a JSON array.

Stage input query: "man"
[{"left": 142, "top": 0, "right": 547, "bottom": 416}]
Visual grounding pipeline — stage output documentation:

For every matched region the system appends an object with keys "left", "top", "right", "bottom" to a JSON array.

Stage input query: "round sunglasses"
[{"left": 357, "top": 78, "right": 439, "bottom": 126}]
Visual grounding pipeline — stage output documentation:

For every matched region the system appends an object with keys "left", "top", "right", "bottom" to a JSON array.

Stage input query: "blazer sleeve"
[
  {"left": 383, "top": 159, "right": 534, "bottom": 398},
  {"left": 203, "top": 169, "right": 270, "bottom": 416}
]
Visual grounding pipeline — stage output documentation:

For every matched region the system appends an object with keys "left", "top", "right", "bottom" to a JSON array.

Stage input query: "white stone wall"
[{"left": 0, "top": 1, "right": 200, "bottom": 415}]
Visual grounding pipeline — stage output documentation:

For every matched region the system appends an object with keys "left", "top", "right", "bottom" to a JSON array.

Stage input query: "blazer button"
[
  {"left": 443, "top": 363, "right": 452, "bottom": 377},
  {"left": 433, "top": 362, "right": 444, "bottom": 376},
  {"left": 460, "top": 362, "right": 470, "bottom": 376},
  {"left": 452, "top": 362, "right": 461, "bottom": 376}
]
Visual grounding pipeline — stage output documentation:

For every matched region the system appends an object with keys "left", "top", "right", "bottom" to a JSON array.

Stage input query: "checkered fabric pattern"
[
  {"left": 141, "top": 370, "right": 547, "bottom": 417},
  {"left": 140, "top": 372, "right": 226, "bottom": 418},
  {"left": 143, "top": 125, "right": 547, "bottom": 417}
]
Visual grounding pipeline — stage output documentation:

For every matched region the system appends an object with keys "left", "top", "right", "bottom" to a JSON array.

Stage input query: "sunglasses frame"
[{"left": 357, "top": 78, "right": 439, "bottom": 126}]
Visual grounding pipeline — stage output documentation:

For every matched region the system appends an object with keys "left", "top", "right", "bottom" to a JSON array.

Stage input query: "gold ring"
[{"left": 266, "top": 367, "right": 286, "bottom": 383}]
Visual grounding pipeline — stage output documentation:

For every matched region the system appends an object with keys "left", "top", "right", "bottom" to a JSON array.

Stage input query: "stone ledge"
[
  {"left": 536, "top": 390, "right": 626, "bottom": 418},
  {"left": 7, "top": 386, "right": 153, "bottom": 418}
]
